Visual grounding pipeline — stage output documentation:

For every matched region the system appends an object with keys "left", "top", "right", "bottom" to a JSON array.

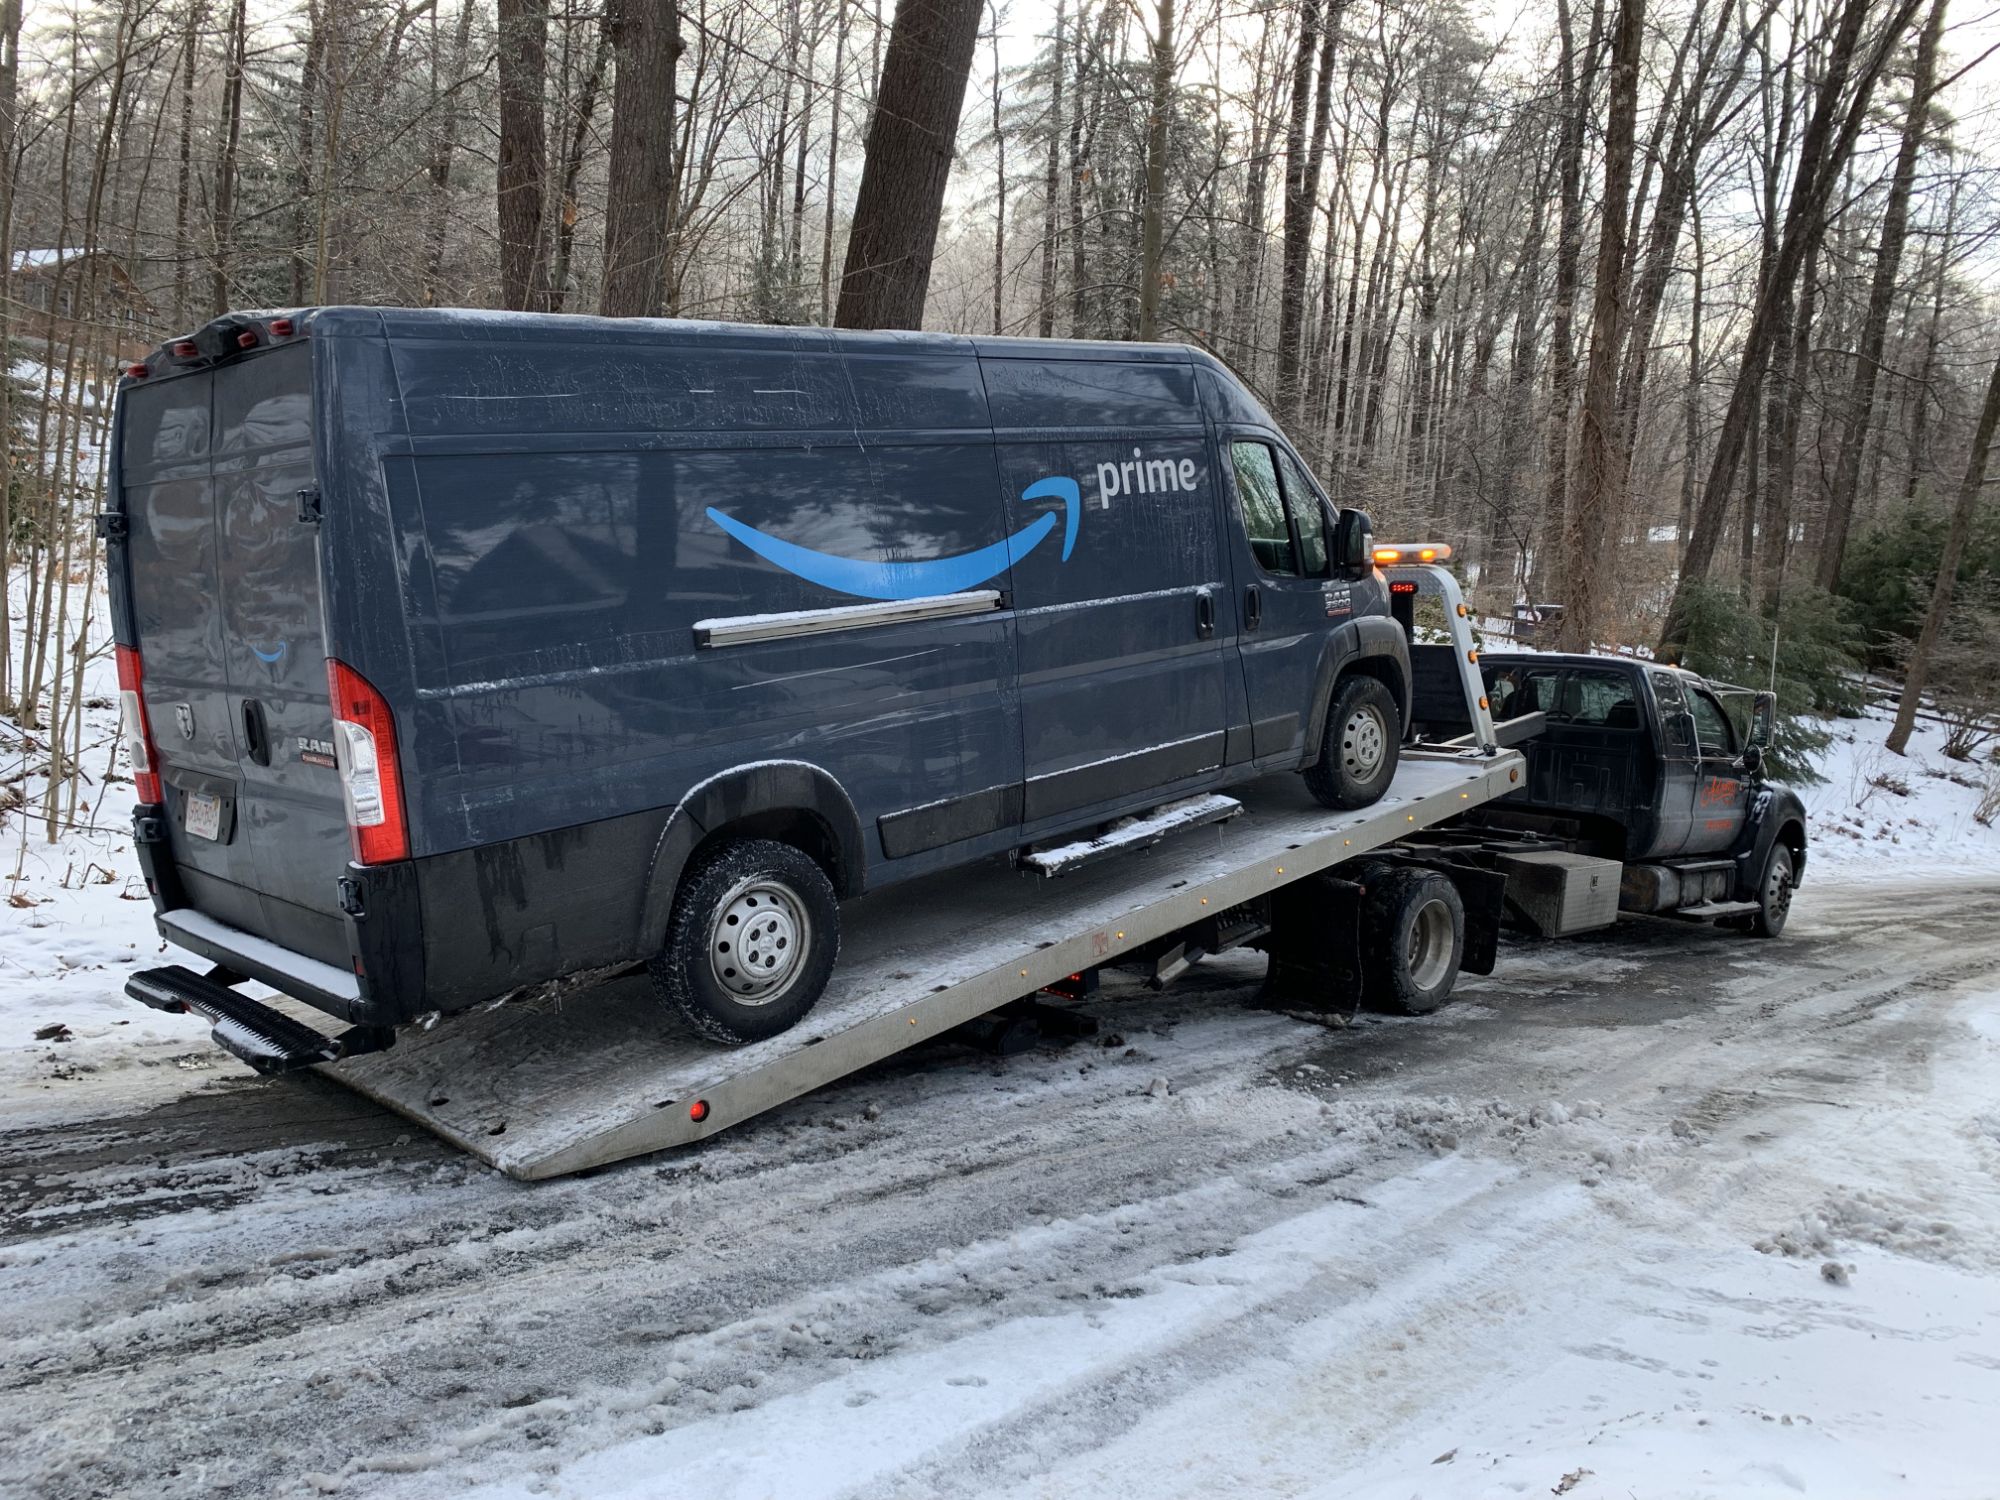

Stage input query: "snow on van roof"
[{"left": 315, "top": 305, "right": 1199, "bottom": 360}]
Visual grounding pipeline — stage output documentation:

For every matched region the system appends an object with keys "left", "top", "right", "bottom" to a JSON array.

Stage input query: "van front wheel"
[
  {"left": 1302, "top": 675, "right": 1401, "bottom": 810},
  {"left": 651, "top": 838, "right": 841, "bottom": 1045}
]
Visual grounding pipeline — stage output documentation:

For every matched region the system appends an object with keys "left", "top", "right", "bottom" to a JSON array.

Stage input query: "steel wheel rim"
[
  {"left": 708, "top": 876, "right": 810, "bottom": 1005},
  {"left": 1341, "top": 704, "right": 1389, "bottom": 782},
  {"left": 1766, "top": 855, "right": 1794, "bottom": 926},
  {"left": 1407, "top": 897, "right": 1454, "bottom": 990}
]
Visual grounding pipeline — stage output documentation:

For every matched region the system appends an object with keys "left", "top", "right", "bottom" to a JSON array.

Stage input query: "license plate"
[{"left": 185, "top": 790, "right": 222, "bottom": 842}]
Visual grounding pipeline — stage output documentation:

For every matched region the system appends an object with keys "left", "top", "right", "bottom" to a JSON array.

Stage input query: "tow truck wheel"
[
  {"left": 1360, "top": 867, "right": 1464, "bottom": 1015},
  {"left": 1303, "top": 675, "right": 1402, "bottom": 811},
  {"left": 651, "top": 838, "right": 841, "bottom": 1045},
  {"left": 1749, "top": 842, "right": 1795, "bottom": 939}
]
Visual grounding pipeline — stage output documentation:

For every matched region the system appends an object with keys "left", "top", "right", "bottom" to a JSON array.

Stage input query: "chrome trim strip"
[{"left": 693, "top": 589, "right": 1004, "bottom": 648}]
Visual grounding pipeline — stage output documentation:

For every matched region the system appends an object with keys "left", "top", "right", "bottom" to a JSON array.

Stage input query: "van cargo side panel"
[{"left": 366, "top": 321, "right": 1020, "bottom": 880}]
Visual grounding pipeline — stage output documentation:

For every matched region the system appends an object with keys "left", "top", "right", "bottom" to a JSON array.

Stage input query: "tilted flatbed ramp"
[{"left": 326, "top": 747, "right": 1523, "bottom": 1179}]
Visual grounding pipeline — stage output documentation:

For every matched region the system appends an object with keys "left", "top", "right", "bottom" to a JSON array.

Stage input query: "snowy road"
[{"left": 5, "top": 877, "right": 2000, "bottom": 1499}]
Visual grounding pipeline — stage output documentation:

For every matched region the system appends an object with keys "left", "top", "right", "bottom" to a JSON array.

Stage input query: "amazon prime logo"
[{"left": 706, "top": 474, "right": 1081, "bottom": 602}]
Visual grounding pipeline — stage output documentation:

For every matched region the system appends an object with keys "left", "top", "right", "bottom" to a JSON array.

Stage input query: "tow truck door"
[
  {"left": 1647, "top": 670, "right": 1697, "bottom": 855},
  {"left": 1683, "top": 682, "right": 1751, "bottom": 854}
]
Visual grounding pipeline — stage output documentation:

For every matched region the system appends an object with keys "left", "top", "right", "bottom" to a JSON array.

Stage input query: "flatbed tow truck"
[
  {"left": 152, "top": 561, "right": 1796, "bottom": 1181},
  {"left": 287, "top": 562, "right": 1531, "bottom": 1179}
]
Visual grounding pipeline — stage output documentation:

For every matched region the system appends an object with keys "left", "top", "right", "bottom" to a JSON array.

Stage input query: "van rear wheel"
[
  {"left": 651, "top": 838, "right": 840, "bottom": 1045},
  {"left": 1302, "top": 674, "right": 1401, "bottom": 810}
]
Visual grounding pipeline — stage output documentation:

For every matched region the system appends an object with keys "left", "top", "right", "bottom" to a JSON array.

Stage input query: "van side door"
[
  {"left": 981, "top": 355, "right": 1232, "bottom": 830},
  {"left": 1218, "top": 432, "right": 1339, "bottom": 764}
]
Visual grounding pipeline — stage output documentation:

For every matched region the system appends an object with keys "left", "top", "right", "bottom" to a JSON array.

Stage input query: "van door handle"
[
  {"left": 1195, "top": 589, "right": 1215, "bottom": 640},
  {"left": 241, "top": 699, "right": 271, "bottom": 767},
  {"left": 1244, "top": 585, "right": 1262, "bottom": 632}
]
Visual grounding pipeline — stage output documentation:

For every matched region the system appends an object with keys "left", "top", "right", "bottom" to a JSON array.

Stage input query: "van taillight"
[
  {"left": 115, "top": 646, "right": 163, "bottom": 804},
  {"left": 326, "top": 659, "right": 409, "bottom": 864}
]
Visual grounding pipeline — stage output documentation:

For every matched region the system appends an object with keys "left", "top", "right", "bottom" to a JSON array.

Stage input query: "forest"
[{"left": 2, "top": 0, "right": 1998, "bottom": 828}]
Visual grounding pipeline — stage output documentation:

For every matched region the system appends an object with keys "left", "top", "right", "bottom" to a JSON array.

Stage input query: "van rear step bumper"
[{"left": 126, "top": 965, "right": 393, "bottom": 1075}]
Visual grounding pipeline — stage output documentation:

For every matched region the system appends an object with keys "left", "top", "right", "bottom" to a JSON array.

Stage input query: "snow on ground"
[
  {"left": 5, "top": 526, "right": 2000, "bottom": 1495},
  {"left": 1805, "top": 701, "right": 2000, "bottom": 876}
]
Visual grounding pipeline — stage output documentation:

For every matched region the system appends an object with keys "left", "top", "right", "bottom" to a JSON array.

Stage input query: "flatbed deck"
[{"left": 327, "top": 746, "right": 1525, "bottom": 1179}]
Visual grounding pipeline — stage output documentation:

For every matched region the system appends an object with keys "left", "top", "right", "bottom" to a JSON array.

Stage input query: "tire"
[
  {"left": 1302, "top": 674, "right": 1402, "bottom": 811},
  {"left": 1359, "top": 866, "right": 1464, "bottom": 1015},
  {"left": 1749, "top": 841, "right": 1796, "bottom": 939},
  {"left": 649, "top": 838, "right": 840, "bottom": 1044}
]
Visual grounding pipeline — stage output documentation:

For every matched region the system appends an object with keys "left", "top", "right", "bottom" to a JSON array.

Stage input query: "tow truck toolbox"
[{"left": 106, "top": 306, "right": 1415, "bottom": 1070}]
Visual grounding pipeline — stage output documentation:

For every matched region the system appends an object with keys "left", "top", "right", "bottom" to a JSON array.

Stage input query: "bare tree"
[
  {"left": 498, "top": 0, "right": 551, "bottom": 312},
  {"left": 835, "top": 0, "right": 983, "bottom": 329},
  {"left": 600, "top": 0, "right": 683, "bottom": 317}
]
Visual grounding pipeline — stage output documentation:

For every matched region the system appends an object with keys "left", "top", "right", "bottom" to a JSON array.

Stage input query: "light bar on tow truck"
[{"left": 1372, "top": 542, "right": 1454, "bottom": 566}]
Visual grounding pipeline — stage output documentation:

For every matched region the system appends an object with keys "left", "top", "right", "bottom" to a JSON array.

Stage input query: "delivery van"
[{"left": 107, "top": 308, "right": 1409, "bottom": 1045}]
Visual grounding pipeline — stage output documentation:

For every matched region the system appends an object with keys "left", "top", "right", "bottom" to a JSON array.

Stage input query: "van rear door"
[{"left": 116, "top": 340, "right": 355, "bottom": 965}]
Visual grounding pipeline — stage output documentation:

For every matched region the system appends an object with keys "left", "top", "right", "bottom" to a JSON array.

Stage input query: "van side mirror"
[
  {"left": 1333, "top": 510, "right": 1373, "bottom": 576},
  {"left": 1750, "top": 690, "right": 1777, "bottom": 749}
]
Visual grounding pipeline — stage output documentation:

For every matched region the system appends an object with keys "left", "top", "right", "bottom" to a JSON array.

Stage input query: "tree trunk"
[
  {"left": 1036, "top": 0, "right": 1064, "bottom": 337},
  {"left": 1659, "top": 0, "right": 1926, "bottom": 655},
  {"left": 498, "top": 0, "right": 551, "bottom": 312},
  {"left": 1538, "top": 0, "right": 1603, "bottom": 605},
  {"left": 1135, "top": 0, "right": 1175, "bottom": 340},
  {"left": 992, "top": 2, "right": 1008, "bottom": 335},
  {"left": 1816, "top": 0, "right": 1947, "bottom": 590},
  {"left": 210, "top": 0, "right": 247, "bottom": 316},
  {"left": 292, "top": 4, "right": 324, "bottom": 304},
  {"left": 1758, "top": 232, "right": 1820, "bottom": 612},
  {"left": 821, "top": 0, "right": 851, "bottom": 324},
  {"left": 1552, "top": 0, "right": 1643, "bottom": 652},
  {"left": 551, "top": 14, "right": 613, "bottom": 312},
  {"left": 835, "top": 0, "right": 984, "bottom": 330},
  {"left": 1886, "top": 353, "right": 2000, "bottom": 754},
  {"left": 0, "top": 0, "right": 20, "bottom": 710},
  {"left": 598, "top": 1, "right": 680, "bottom": 317}
]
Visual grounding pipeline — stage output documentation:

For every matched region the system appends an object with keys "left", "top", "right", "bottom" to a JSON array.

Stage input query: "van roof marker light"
[
  {"left": 171, "top": 339, "right": 198, "bottom": 358},
  {"left": 269, "top": 317, "right": 296, "bottom": 337},
  {"left": 236, "top": 330, "right": 259, "bottom": 349},
  {"left": 1373, "top": 543, "right": 1453, "bottom": 565},
  {"left": 125, "top": 363, "right": 147, "bottom": 380}
]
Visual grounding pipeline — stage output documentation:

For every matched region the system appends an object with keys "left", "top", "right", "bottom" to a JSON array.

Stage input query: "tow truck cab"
[{"left": 1470, "top": 653, "right": 1806, "bottom": 919}]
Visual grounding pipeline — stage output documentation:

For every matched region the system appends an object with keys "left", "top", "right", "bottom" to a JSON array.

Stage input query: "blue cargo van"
[{"left": 107, "top": 308, "right": 1409, "bottom": 1047}]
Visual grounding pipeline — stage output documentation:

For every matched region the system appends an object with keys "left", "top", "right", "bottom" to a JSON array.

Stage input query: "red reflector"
[
  {"left": 236, "top": 330, "right": 259, "bottom": 349},
  {"left": 171, "top": 340, "right": 198, "bottom": 358},
  {"left": 689, "top": 1100, "right": 710, "bottom": 1123},
  {"left": 114, "top": 645, "right": 164, "bottom": 805},
  {"left": 326, "top": 659, "right": 410, "bottom": 864},
  {"left": 269, "top": 317, "right": 296, "bottom": 337},
  {"left": 125, "top": 362, "right": 148, "bottom": 379}
]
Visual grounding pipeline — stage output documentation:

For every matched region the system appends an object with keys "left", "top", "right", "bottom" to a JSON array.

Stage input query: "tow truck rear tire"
[
  {"left": 651, "top": 838, "right": 841, "bottom": 1045},
  {"left": 1303, "top": 675, "right": 1402, "bottom": 811},
  {"left": 1360, "top": 867, "right": 1464, "bottom": 1015},
  {"left": 1749, "top": 842, "right": 1795, "bottom": 939}
]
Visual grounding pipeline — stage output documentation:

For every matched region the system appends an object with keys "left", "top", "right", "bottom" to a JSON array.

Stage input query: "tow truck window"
[
  {"left": 1562, "top": 671, "right": 1639, "bottom": 729},
  {"left": 1687, "top": 689, "right": 1736, "bottom": 756},
  {"left": 1230, "top": 441, "right": 1297, "bottom": 575},
  {"left": 1484, "top": 666, "right": 1562, "bottom": 720}
]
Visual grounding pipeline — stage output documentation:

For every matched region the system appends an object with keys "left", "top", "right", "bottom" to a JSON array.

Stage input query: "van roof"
[{"left": 132, "top": 306, "right": 1226, "bottom": 384}]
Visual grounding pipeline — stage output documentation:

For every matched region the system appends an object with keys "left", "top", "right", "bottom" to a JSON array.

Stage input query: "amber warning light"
[{"left": 1372, "top": 543, "right": 1453, "bottom": 566}]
